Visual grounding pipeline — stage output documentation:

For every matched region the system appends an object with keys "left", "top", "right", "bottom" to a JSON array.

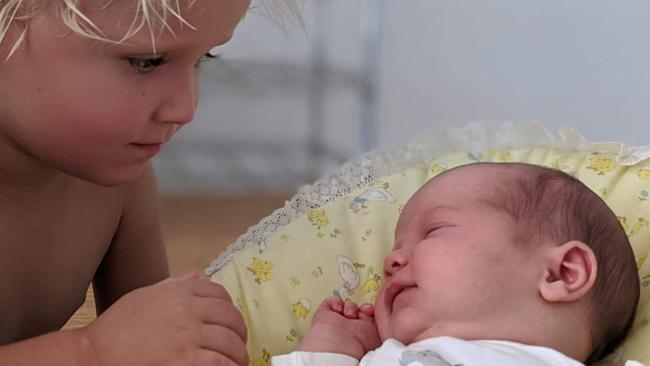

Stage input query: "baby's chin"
[
  {"left": 383, "top": 329, "right": 423, "bottom": 345},
  {"left": 377, "top": 315, "right": 428, "bottom": 345},
  {"left": 375, "top": 297, "right": 448, "bottom": 344}
]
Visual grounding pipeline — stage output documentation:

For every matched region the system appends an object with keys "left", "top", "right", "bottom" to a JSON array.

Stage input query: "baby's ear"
[{"left": 539, "top": 241, "right": 598, "bottom": 303}]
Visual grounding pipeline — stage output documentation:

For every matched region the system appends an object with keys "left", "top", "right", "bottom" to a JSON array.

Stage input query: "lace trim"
[{"left": 204, "top": 121, "right": 650, "bottom": 275}]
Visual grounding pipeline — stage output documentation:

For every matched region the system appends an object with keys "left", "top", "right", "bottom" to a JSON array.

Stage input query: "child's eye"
[
  {"left": 194, "top": 52, "right": 219, "bottom": 69},
  {"left": 125, "top": 52, "right": 218, "bottom": 73},
  {"left": 126, "top": 56, "right": 167, "bottom": 73}
]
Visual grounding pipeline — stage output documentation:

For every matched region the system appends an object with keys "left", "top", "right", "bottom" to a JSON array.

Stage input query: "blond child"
[
  {"left": 274, "top": 162, "right": 640, "bottom": 365},
  {"left": 0, "top": 1, "right": 298, "bottom": 365}
]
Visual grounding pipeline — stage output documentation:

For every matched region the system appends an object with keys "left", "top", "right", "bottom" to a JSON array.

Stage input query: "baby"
[{"left": 273, "top": 162, "right": 640, "bottom": 365}]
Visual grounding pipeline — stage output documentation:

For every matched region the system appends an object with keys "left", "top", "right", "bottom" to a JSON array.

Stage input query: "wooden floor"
[{"left": 63, "top": 194, "right": 289, "bottom": 329}]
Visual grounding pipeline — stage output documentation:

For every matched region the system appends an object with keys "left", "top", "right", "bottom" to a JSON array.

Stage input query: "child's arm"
[
  {"left": 0, "top": 328, "right": 100, "bottom": 365},
  {"left": 0, "top": 164, "right": 249, "bottom": 365},
  {"left": 0, "top": 274, "right": 248, "bottom": 366},
  {"left": 92, "top": 163, "right": 169, "bottom": 313},
  {"left": 297, "top": 297, "right": 381, "bottom": 359}
]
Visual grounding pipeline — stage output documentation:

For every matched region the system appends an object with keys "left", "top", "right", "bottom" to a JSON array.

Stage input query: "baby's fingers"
[
  {"left": 321, "top": 296, "right": 344, "bottom": 314},
  {"left": 343, "top": 299, "right": 360, "bottom": 319},
  {"left": 358, "top": 304, "right": 375, "bottom": 320}
]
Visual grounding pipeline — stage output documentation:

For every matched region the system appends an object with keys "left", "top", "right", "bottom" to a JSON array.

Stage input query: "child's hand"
[
  {"left": 81, "top": 273, "right": 248, "bottom": 366},
  {"left": 298, "top": 296, "right": 381, "bottom": 360}
]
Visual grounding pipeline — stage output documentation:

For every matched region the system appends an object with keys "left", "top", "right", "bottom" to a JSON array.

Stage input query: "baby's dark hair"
[{"left": 462, "top": 162, "right": 639, "bottom": 363}]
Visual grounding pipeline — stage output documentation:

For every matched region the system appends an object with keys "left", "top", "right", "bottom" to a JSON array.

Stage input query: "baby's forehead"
[
  {"left": 434, "top": 163, "right": 516, "bottom": 182},
  {"left": 401, "top": 186, "right": 503, "bottom": 225},
  {"left": 398, "top": 164, "right": 527, "bottom": 227},
  {"left": 417, "top": 164, "right": 511, "bottom": 199}
]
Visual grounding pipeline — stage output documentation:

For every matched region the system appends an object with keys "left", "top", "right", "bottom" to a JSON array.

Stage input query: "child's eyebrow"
[
  {"left": 152, "top": 33, "right": 233, "bottom": 52},
  {"left": 104, "top": 39, "right": 224, "bottom": 60},
  {"left": 101, "top": 23, "right": 234, "bottom": 55}
]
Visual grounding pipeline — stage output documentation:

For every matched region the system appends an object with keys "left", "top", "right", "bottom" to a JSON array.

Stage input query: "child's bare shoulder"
[{"left": 0, "top": 164, "right": 166, "bottom": 344}]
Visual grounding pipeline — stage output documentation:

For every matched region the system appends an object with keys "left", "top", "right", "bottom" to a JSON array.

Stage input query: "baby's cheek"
[{"left": 373, "top": 292, "right": 391, "bottom": 341}]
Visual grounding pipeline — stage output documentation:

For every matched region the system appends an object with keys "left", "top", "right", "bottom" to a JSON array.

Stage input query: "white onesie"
[{"left": 271, "top": 336, "right": 585, "bottom": 366}]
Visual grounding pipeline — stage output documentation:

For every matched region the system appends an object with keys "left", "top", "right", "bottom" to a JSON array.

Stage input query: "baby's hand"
[{"left": 298, "top": 296, "right": 381, "bottom": 360}]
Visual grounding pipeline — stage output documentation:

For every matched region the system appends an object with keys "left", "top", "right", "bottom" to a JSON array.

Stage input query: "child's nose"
[
  {"left": 153, "top": 72, "right": 198, "bottom": 126},
  {"left": 383, "top": 248, "right": 409, "bottom": 278}
]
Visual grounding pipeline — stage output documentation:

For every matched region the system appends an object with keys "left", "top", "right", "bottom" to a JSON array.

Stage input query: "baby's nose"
[{"left": 383, "top": 248, "right": 409, "bottom": 278}]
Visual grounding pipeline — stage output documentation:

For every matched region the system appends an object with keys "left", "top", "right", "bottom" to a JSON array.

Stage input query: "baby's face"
[
  {"left": 0, "top": 0, "right": 250, "bottom": 186},
  {"left": 374, "top": 165, "right": 544, "bottom": 344}
]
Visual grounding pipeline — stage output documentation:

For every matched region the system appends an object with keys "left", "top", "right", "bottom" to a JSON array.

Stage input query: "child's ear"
[{"left": 539, "top": 241, "right": 598, "bottom": 303}]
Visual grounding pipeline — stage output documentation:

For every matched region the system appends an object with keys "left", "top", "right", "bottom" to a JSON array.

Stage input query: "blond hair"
[{"left": 0, "top": 0, "right": 303, "bottom": 58}]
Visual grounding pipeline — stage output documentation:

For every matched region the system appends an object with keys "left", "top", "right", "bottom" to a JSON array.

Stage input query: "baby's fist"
[{"left": 298, "top": 297, "right": 380, "bottom": 359}]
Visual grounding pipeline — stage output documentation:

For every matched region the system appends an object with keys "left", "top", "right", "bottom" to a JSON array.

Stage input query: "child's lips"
[{"left": 130, "top": 142, "right": 162, "bottom": 156}]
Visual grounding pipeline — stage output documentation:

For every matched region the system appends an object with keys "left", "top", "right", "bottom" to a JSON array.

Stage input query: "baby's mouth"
[{"left": 384, "top": 283, "right": 416, "bottom": 313}]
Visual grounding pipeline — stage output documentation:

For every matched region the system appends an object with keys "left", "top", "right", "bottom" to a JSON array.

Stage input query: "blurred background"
[
  {"left": 153, "top": 0, "right": 650, "bottom": 273},
  {"left": 158, "top": 0, "right": 650, "bottom": 265},
  {"left": 66, "top": 0, "right": 650, "bottom": 326},
  {"left": 155, "top": 0, "right": 650, "bottom": 195}
]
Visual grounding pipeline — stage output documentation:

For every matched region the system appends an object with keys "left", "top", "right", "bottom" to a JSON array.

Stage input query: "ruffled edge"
[{"left": 205, "top": 121, "right": 650, "bottom": 276}]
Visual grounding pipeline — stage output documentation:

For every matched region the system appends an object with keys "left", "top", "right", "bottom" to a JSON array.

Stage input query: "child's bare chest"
[{"left": 0, "top": 184, "right": 123, "bottom": 344}]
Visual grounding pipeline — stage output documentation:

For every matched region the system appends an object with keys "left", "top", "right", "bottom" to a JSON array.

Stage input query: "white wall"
[
  {"left": 378, "top": 0, "right": 650, "bottom": 146},
  {"left": 156, "top": 1, "right": 650, "bottom": 192}
]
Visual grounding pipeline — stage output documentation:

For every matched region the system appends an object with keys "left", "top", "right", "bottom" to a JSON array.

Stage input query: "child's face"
[
  {"left": 374, "top": 165, "right": 543, "bottom": 344},
  {"left": 0, "top": 0, "right": 250, "bottom": 186}
]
